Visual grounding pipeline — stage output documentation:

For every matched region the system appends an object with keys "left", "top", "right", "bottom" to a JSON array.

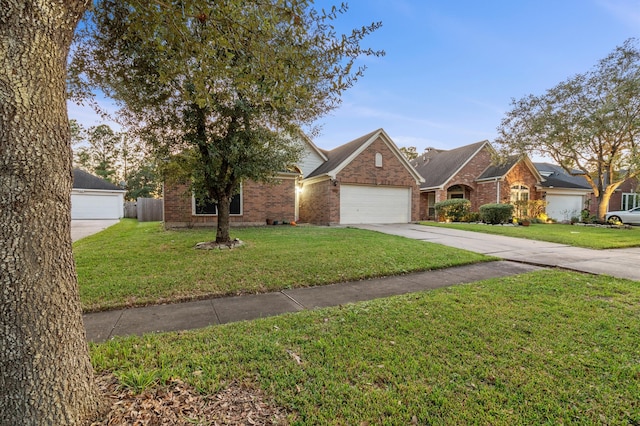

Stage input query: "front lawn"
[
  {"left": 421, "top": 221, "right": 640, "bottom": 249},
  {"left": 91, "top": 269, "right": 640, "bottom": 424},
  {"left": 74, "top": 219, "right": 489, "bottom": 312}
]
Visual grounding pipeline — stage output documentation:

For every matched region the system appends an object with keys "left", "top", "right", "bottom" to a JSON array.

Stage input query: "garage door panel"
[
  {"left": 545, "top": 195, "right": 583, "bottom": 222},
  {"left": 340, "top": 185, "right": 410, "bottom": 224},
  {"left": 71, "top": 193, "right": 123, "bottom": 220}
]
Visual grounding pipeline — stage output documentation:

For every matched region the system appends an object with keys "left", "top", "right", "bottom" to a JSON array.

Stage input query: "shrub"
[
  {"left": 479, "top": 203, "right": 514, "bottom": 225},
  {"left": 434, "top": 199, "right": 471, "bottom": 222},
  {"left": 463, "top": 211, "right": 481, "bottom": 223}
]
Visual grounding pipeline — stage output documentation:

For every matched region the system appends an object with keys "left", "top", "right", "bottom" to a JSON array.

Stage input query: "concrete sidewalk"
[
  {"left": 355, "top": 223, "right": 640, "bottom": 281},
  {"left": 84, "top": 260, "right": 541, "bottom": 342}
]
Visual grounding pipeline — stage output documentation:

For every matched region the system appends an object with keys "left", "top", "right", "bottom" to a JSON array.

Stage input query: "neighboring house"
[
  {"left": 72, "top": 168, "right": 125, "bottom": 220},
  {"left": 411, "top": 141, "right": 543, "bottom": 220},
  {"left": 587, "top": 175, "right": 640, "bottom": 214},
  {"left": 534, "top": 163, "right": 592, "bottom": 221},
  {"left": 163, "top": 128, "right": 424, "bottom": 227}
]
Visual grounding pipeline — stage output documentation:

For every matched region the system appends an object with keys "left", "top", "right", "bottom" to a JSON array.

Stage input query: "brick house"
[
  {"left": 587, "top": 175, "right": 640, "bottom": 215},
  {"left": 411, "top": 141, "right": 544, "bottom": 220},
  {"left": 163, "top": 128, "right": 424, "bottom": 227},
  {"left": 299, "top": 129, "right": 424, "bottom": 225}
]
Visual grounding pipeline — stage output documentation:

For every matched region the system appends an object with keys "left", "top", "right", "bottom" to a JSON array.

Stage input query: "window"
[
  {"left": 510, "top": 184, "right": 529, "bottom": 217},
  {"left": 194, "top": 190, "right": 242, "bottom": 216},
  {"left": 510, "top": 184, "right": 529, "bottom": 203},
  {"left": 622, "top": 192, "right": 640, "bottom": 210},
  {"left": 375, "top": 152, "right": 383, "bottom": 168},
  {"left": 447, "top": 184, "right": 465, "bottom": 199}
]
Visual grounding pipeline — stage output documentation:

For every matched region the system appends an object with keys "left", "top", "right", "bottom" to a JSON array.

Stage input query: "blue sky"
[{"left": 68, "top": 0, "right": 640, "bottom": 153}]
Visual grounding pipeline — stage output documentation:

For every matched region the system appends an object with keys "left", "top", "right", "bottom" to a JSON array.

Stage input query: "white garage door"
[
  {"left": 545, "top": 194, "right": 583, "bottom": 222},
  {"left": 340, "top": 185, "right": 411, "bottom": 224},
  {"left": 71, "top": 193, "right": 123, "bottom": 220}
]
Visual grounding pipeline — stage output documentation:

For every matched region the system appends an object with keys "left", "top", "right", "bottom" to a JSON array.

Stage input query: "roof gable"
[
  {"left": 412, "top": 141, "right": 489, "bottom": 189},
  {"left": 306, "top": 129, "right": 424, "bottom": 183},
  {"left": 477, "top": 155, "right": 543, "bottom": 183},
  {"left": 73, "top": 168, "right": 124, "bottom": 191}
]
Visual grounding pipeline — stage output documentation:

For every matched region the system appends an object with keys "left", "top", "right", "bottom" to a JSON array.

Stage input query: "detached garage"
[{"left": 72, "top": 169, "right": 125, "bottom": 220}]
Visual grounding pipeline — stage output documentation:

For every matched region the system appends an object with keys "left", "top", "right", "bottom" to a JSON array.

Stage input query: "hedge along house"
[
  {"left": 163, "top": 128, "right": 424, "bottom": 228},
  {"left": 411, "top": 141, "right": 544, "bottom": 220}
]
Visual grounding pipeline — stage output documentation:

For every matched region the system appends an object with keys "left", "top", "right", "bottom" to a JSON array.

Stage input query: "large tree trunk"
[
  {"left": 0, "top": 1, "right": 104, "bottom": 425},
  {"left": 216, "top": 195, "right": 232, "bottom": 243}
]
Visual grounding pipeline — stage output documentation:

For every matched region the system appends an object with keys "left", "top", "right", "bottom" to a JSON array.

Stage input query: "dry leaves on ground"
[{"left": 91, "top": 374, "right": 289, "bottom": 425}]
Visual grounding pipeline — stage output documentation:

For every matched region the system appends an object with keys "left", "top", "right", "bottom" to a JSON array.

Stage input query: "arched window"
[
  {"left": 375, "top": 152, "right": 383, "bottom": 168},
  {"left": 510, "top": 184, "right": 529, "bottom": 217},
  {"left": 447, "top": 184, "right": 465, "bottom": 199},
  {"left": 510, "top": 184, "right": 529, "bottom": 203}
]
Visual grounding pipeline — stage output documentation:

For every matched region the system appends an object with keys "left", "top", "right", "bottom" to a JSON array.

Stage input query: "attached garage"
[
  {"left": 340, "top": 185, "right": 411, "bottom": 224},
  {"left": 544, "top": 192, "right": 586, "bottom": 222},
  {"left": 72, "top": 169, "right": 125, "bottom": 220}
]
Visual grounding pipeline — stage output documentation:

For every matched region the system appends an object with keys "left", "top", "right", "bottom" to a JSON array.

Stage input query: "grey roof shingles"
[
  {"left": 534, "top": 163, "right": 592, "bottom": 189},
  {"left": 306, "top": 129, "right": 381, "bottom": 178},
  {"left": 411, "top": 141, "right": 487, "bottom": 189},
  {"left": 476, "top": 156, "right": 519, "bottom": 181},
  {"left": 73, "top": 168, "right": 123, "bottom": 191}
]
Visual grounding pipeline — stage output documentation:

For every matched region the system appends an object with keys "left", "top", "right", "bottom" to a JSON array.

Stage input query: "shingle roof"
[
  {"left": 306, "top": 129, "right": 382, "bottom": 178},
  {"left": 476, "top": 156, "right": 519, "bottom": 181},
  {"left": 73, "top": 168, "right": 123, "bottom": 191},
  {"left": 411, "top": 141, "right": 488, "bottom": 189},
  {"left": 534, "top": 163, "right": 592, "bottom": 189}
]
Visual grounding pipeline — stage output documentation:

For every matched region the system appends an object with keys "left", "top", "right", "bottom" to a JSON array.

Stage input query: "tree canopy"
[
  {"left": 72, "top": 0, "right": 383, "bottom": 242},
  {"left": 495, "top": 38, "right": 640, "bottom": 220}
]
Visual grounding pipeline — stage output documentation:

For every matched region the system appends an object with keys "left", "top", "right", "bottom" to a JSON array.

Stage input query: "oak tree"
[
  {"left": 0, "top": 1, "right": 105, "bottom": 424},
  {"left": 73, "top": 0, "right": 383, "bottom": 243},
  {"left": 496, "top": 39, "right": 640, "bottom": 220}
]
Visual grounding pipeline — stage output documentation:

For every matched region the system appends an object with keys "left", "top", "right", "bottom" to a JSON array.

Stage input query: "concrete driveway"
[
  {"left": 354, "top": 223, "right": 640, "bottom": 282},
  {"left": 71, "top": 219, "right": 120, "bottom": 242}
]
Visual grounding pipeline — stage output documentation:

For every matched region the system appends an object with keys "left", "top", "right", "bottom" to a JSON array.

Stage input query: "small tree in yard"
[
  {"left": 72, "top": 0, "right": 383, "bottom": 244},
  {"left": 495, "top": 39, "right": 640, "bottom": 221}
]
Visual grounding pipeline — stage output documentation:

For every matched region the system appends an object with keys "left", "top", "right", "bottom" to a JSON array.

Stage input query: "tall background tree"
[
  {"left": 495, "top": 38, "right": 640, "bottom": 221},
  {"left": 75, "top": 124, "right": 121, "bottom": 182},
  {"left": 0, "top": 1, "right": 104, "bottom": 424},
  {"left": 72, "top": 0, "right": 383, "bottom": 243},
  {"left": 72, "top": 122, "right": 161, "bottom": 199}
]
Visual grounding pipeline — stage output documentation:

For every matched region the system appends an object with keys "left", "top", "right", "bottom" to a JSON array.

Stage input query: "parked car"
[{"left": 605, "top": 207, "right": 640, "bottom": 225}]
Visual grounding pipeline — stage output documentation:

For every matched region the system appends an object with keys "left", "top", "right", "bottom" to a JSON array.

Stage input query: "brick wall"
[
  {"left": 335, "top": 136, "right": 421, "bottom": 221},
  {"left": 588, "top": 176, "right": 639, "bottom": 214},
  {"left": 503, "top": 162, "right": 542, "bottom": 202},
  {"left": 298, "top": 179, "right": 336, "bottom": 225},
  {"left": 418, "top": 147, "right": 544, "bottom": 217},
  {"left": 163, "top": 176, "right": 297, "bottom": 228}
]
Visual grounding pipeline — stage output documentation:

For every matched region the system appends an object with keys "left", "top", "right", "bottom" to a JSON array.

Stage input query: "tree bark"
[
  {"left": 0, "top": 1, "right": 104, "bottom": 424},
  {"left": 216, "top": 195, "right": 232, "bottom": 243}
]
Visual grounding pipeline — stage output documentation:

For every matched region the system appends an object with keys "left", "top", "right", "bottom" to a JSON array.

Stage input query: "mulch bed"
[{"left": 91, "top": 374, "right": 289, "bottom": 425}]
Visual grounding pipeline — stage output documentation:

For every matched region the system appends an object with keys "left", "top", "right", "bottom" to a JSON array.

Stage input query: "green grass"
[
  {"left": 74, "top": 219, "right": 489, "bottom": 312},
  {"left": 91, "top": 270, "right": 640, "bottom": 425},
  {"left": 421, "top": 221, "right": 640, "bottom": 249}
]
